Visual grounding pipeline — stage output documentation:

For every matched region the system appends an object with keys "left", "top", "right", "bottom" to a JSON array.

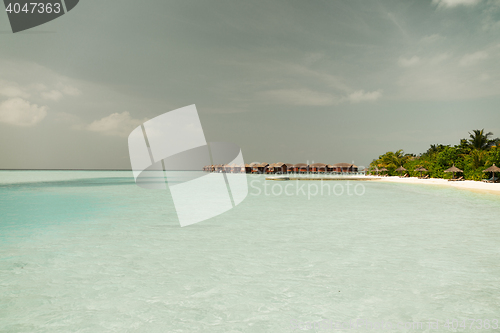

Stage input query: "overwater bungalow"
[
  {"left": 284, "top": 163, "right": 295, "bottom": 173},
  {"left": 265, "top": 163, "right": 275, "bottom": 174},
  {"left": 294, "top": 163, "right": 308, "bottom": 174},
  {"left": 249, "top": 162, "right": 268, "bottom": 173},
  {"left": 249, "top": 162, "right": 260, "bottom": 173},
  {"left": 203, "top": 161, "right": 362, "bottom": 174},
  {"left": 309, "top": 163, "right": 327, "bottom": 173},
  {"left": 230, "top": 163, "right": 241, "bottom": 173},
  {"left": 271, "top": 162, "right": 286, "bottom": 174},
  {"left": 331, "top": 163, "right": 358, "bottom": 173}
]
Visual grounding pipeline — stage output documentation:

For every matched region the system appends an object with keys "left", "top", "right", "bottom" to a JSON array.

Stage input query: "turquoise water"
[{"left": 1, "top": 171, "right": 500, "bottom": 332}]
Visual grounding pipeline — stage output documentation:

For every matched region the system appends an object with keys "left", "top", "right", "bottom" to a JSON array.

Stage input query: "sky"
[{"left": 1, "top": 0, "right": 500, "bottom": 169}]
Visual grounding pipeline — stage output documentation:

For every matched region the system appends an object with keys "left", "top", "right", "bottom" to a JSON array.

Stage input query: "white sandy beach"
[
  {"left": 266, "top": 175, "right": 500, "bottom": 195},
  {"left": 369, "top": 175, "right": 500, "bottom": 195}
]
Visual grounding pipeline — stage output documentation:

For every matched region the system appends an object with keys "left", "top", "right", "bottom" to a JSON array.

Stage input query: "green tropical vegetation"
[{"left": 370, "top": 129, "right": 500, "bottom": 180}]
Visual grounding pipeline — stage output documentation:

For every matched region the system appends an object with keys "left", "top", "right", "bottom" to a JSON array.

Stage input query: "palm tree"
[
  {"left": 378, "top": 149, "right": 411, "bottom": 169},
  {"left": 423, "top": 144, "right": 447, "bottom": 156},
  {"left": 468, "top": 129, "right": 497, "bottom": 150},
  {"left": 470, "top": 149, "right": 486, "bottom": 169}
]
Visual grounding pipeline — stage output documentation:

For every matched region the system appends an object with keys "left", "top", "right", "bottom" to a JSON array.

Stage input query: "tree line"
[{"left": 369, "top": 129, "right": 500, "bottom": 180}]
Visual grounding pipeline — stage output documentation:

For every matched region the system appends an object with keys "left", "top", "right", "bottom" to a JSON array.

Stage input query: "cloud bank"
[
  {"left": 347, "top": 90, "right": 383, "bottom": 103},
  {"left": 432, "top": 0, "right": 482, "bottom": 8},
  {"left": 398, "top": 56, "right": 420, "bottom": 67},
  {"left": 460, "top": 51, "right": 489, "bottom": 66},
  {"left": 87, "top": 112, "right": 146, "bottom": 137},
  {"left": 0, "top": 98, "right": 48, "bottom": 127}
]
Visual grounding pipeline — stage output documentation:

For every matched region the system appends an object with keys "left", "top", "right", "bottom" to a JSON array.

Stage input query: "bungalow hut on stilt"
[
  {"left": 250, "top": 162, "right": 261, "bottom": 174},
  {"left": 284, "top": 163, "right": 295, "bottom": 174},
  {"left": 294, "top": 163, "right": 308, "bottom": 174},
  {"left": 331, "top": 163, "right": 358, "bottom": 174},
  {"left": 309, "top": 163, "right": 328, "bottom": 174},
  {"left": 272, "top": 162, "right": 286, "bottom": 174}
]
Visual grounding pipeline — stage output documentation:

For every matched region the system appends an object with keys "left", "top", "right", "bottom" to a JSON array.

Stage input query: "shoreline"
[
  {"left": 265, "top": 175, "right": 500, "bottom": 196},
  {"left": 369, "top": 175, "right": 500, "bottom": 196}
]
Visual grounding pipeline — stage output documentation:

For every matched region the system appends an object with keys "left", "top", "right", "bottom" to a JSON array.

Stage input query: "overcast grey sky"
[{"left": 1, "top": 0, "right": 499, "bottom": 169}]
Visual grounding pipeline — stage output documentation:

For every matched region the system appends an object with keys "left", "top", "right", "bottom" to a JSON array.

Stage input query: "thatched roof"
[
  {"left": 379, "top": 167, "right": 388, "bottom": 171},
  {"left": 444, "top": 165, "right": 463, "bottom": 173},
  {"left": 250, "top": 162, "right": 269, "bottom": 167},
  {"left": 284, "top": 163, "right": 294, "bottom": 167},
  {"left": 395, "top": 166, "right": 407, "bottom": 172},
  {"left": 415, "top": 167, "right": 428, "bottom": 172},
  {"left": 294, "top": 163, "right": 308, "bottom": 168},
  {"left": 483, "top": 164, "right": 500, "bottom": 172},
  {"left": 331, "top": 163, "right": 354, "bottom": 168},
  {"left": 273, "top": 162, "right": 286, "bottom": 167},
  {"left": 310, "top": 163, "right": 327, "bottom": 167}
]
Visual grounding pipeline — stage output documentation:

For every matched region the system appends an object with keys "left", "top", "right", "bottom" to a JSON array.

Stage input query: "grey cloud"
[{"left": 0, "top": 0, "right": 499, "bottom": 169}]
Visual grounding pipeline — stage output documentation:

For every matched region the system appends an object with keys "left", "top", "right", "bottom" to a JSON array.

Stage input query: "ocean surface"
[{"left": 1, "top": 171, "right": 500, "bottom": 332}]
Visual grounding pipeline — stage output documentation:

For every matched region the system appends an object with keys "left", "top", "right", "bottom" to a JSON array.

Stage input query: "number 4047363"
[{"left": 5, "top": 2, "right": 62, "bottom": 14}]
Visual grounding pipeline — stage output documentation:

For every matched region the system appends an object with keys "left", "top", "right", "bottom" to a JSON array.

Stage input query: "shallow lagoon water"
[{"left": 1, "top": 171, "right": 500, "bottom": 332}]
